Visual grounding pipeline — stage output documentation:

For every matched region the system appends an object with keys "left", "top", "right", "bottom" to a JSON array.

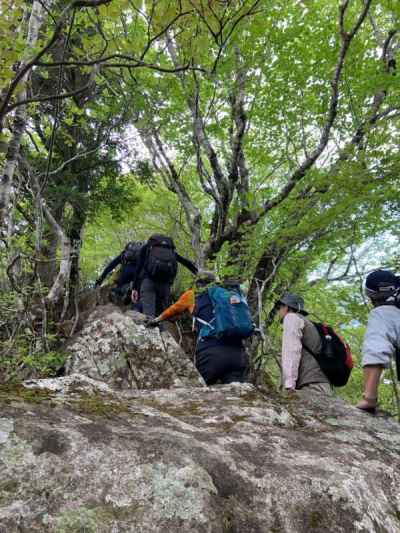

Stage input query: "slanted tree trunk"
[
  {"left": 0, "top": 2, "right": 46, "bottom": 231},
  {"left": 45, "top": 214, "right": 72, "bottom": 306}
]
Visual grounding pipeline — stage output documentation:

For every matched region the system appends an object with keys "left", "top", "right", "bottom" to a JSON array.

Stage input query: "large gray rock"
[
  {"left": 64, "top": 304, "right": 204, "bottom": 390},
  {"left": 0, "top": 378, "right": 399, "bottom": 532}
]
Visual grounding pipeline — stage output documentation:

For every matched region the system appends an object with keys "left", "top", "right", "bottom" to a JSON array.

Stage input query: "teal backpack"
[{"left": 195, "top": 286, "right": 255, "bottom": 341}]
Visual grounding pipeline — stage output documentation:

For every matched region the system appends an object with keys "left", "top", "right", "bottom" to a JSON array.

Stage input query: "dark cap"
[
  {"left": 277, "top": 293, "right": 308, "bottom": 315},
  {"left": 365, "top": 269, "right": 399, "bottom": 301}
]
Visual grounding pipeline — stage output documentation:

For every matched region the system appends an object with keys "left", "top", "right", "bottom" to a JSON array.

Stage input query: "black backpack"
[
  {"left": 122, "top": 241, "right": 142, "bottom": 265},
  {"left": 302, "top": 323, "right": 353, "bottom": 387},
  {"left": 145, "top": 234, "right": 177, "bottom": 283}
]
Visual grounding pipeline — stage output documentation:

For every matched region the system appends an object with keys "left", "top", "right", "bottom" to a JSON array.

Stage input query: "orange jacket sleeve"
[{"left": 159, "top": 289, "right": 195, "bottom": 321}]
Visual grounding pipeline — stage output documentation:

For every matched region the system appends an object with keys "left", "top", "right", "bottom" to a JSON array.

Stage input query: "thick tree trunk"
[
  {"left": 245, "top": 245, "right": 288, "bottom": 384},
  {"left": 247, "top": 245, "right": 287, "bottom": 316},
  {"left": 36, "top": 226, "right": 61, "bottom": 289}
]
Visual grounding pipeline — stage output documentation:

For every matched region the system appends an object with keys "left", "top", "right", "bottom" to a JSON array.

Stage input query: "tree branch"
[
  {"left": 5, "top": 81, "right": 93, "bottom": 115},
  {"left": 0, "top": 0, "right": 114, "bottom": 127},
  {"left": 203, "top": 0, "right": 373, "bottom": 259}
]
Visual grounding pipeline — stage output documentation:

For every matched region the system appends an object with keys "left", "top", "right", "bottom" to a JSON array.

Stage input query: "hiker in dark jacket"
[
  {"left": 356, "top": 270, "right": 400, "bottom": 414},
  {"left": 134, "top": 234, "right": 198, "bottom": 318},
  {"left": 277, "top": 293, "right": 332, "bottom": 395},
  {"left": 95, "top": 241, "right": 144, "bottom": 307},
  {"left": 146, "top": 271, "right": 249, "bottom": 385}
]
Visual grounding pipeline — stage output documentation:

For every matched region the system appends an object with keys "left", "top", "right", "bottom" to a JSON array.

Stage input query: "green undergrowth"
[
  {"left": 0, "top": 347, "right": 67, "bottom": 383},
  {"left": 68, "top": 393, "right": 131, "bottom": 417},
  {"left": 0, "top": 385, "right": 131, "bottom": 419},
  {"left": 0, "top": 384, "right": 54, "bottom": 404}
]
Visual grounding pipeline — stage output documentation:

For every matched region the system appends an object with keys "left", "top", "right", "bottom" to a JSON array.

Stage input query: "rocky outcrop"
[
  {"left": 0, "top": 376, "right": 399, "bottom": 532},
  {"left": 2, "top": 307, "right": 399, "bottom": 532},
  {"left": 64, "top": 304, "right": 205, "bottom": 390}
]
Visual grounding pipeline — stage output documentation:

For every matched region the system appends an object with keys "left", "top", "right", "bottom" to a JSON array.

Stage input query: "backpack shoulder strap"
[{"left": 192, "top": 289, "right": 215, "bottom": 330}]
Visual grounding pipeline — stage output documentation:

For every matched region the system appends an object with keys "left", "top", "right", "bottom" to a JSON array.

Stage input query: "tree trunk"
[
  {"left": 64, "top": 206, "right": 86, "bottom": 320},
  {"left": 36, "top": 226, "right": 61, "bottom": 289},
  {"left": 0, "top": 1, "right": 45, "bottom": 230},
  {"left": 41, "top": 200, "right": 72, "bottom": 306}
]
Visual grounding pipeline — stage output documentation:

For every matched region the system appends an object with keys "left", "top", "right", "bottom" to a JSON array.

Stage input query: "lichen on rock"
[
  {"left": 0, "top": 378, "right": 399, "bottom": 532},
  {"left": 0, "top": 307, "right": 399, "bottom": 532},
  {"left": 63, "top": 304, "right": 205, "bottom": 390}
]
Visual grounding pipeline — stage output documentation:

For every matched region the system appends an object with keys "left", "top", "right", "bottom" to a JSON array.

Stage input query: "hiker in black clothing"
[
  {"left": 95, "top": 241, "right": 144, "bottom": 307},
  {"left": 135, "top": 234, "right": 198, "bottom": 318}
]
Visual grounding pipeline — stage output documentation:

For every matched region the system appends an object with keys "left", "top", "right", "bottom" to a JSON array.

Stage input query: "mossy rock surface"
[
  {"left": 63, "top": 304, "right": 205, "bottom": 390},
  {"left": 0, "top": 378, "right": 399, "bottom": 532}
]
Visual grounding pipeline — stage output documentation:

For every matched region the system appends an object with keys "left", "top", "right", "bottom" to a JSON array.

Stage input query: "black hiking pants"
[
  {"left": 140, "top": 277, "right": 170, "bottom": 318},
  {"left": 195, "top": 345, "right": 249, "bottom": 386}
]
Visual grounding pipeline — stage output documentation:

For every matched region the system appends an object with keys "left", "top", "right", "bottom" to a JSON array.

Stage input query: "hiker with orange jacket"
[{"left": 146, "top": 271, "right": 250, "bottom": 385}]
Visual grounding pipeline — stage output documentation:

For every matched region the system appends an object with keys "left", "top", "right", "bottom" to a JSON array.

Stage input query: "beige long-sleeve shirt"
[
  {"left": 281, "top": 312, "right": 328, "bottom": 389},
  {"left": 282, "top": 313, "right": 304, "bottom": 389}
]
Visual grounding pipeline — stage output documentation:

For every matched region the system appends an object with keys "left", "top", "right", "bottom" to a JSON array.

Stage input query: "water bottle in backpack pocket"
[{"left": 195, "top": 286, "right": 255, "bottom": 341}]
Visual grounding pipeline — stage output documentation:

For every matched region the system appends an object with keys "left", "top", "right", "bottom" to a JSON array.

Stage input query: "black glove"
[
  {"left": 94, "top": 278, "right": 102, "bottom": 288},
  {"left": 145, "top": 318, "right": 160, "bottom": 328}
]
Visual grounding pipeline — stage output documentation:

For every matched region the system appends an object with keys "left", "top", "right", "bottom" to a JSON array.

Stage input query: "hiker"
[
  {"left": 134, "top": 234, "right": 197, "bottom": 318},
  {"left": 356, "top": 269, "right": 400, "bottom": 414},
  {"left": 146, "top": 271, "right": 251, "bottom": 385},
  {"left": 95, "top": 241, "right": 144, "bottom": 308},
  {"left": 277, "top": 293, "right": 332, "bottom": 395}
]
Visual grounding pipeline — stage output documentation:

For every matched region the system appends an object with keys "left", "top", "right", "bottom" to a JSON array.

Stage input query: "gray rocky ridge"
[
  {"left": 64, "top": 304, "right": 205, "bottom": 390},
  {"left": 0, "top": 305, "right": 399, "bottom": 532}
]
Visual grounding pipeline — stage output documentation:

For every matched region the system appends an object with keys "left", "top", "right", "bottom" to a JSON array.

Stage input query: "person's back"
[
  {"left": 278, "top": 293, "right": 331, "bottom": 395},
  {"left": 363, "top": 305, "right": 400, "bottom": 365},
  {"left": 193, "top": 287, "right": 249, "bottom": 385},
  {"left": 194, "top": 287, "right": 245, "bottom": 351},
  {"left": 147, "top": 271, "right": 249, "bottom": 385},
  {"left": 116, "top": 259, "right": 139, "bottom": 287},
  {"left": 296, "top": 315, "right": 328, "bottom": 389},
  {"left": 136, "top": 234, "right": 197, "bottom": 318},
  {"left": 357, "top": 270, "right": 400, "bottom": 413}
]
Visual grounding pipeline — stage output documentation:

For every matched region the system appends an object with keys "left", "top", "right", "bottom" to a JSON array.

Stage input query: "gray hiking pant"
[
  {"left": 299, "top": 382, "right": 333, "bottom": 396},
  {"left": 140, "top": 277, "right": 170, "bottom": 318}
]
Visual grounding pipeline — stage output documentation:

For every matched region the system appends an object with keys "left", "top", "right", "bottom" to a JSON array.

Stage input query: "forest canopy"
[{"left": 0, "top": 0, "right": 399, "bottom": 412}]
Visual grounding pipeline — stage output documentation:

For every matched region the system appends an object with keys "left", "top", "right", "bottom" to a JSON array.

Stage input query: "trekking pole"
[
  {"left": 389, "top": 361, "right": 400, "bottom": 423},
  {"left": 396, "top": 346, "right": 400, "bottom": 381}
]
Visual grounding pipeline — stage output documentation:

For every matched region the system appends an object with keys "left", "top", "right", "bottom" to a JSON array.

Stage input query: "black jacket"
[{"left": 98, "top": 253, "right": 139, "bottom": 288}]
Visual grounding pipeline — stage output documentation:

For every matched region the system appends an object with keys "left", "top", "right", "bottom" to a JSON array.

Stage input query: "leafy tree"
[{"left": 1, "top": 0, "right": 400, "bottom": 417}]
